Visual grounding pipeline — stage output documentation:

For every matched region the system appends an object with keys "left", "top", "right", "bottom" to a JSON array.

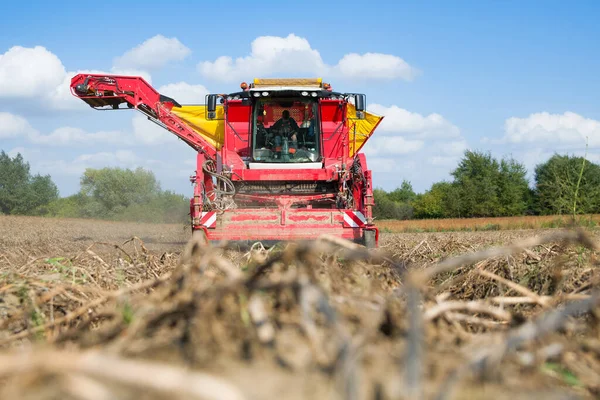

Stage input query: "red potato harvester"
[{"left": 70, "top": 76, "right": 384, "bottom": 247}]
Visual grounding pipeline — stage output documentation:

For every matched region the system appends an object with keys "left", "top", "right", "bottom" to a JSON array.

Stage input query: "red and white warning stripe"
[
  {"left": 343, "top": 211, "right": 367, "bottom": 228},
  {"left": 199, "top": 211, "right": 216, "bottom": 228}
]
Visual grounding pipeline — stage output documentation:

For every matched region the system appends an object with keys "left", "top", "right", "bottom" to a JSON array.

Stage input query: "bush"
[
  {"left": 39, "top": 168, "right": 191, "bottom": 225},
  {"left": 109, "top": 191, "right": 190, "bottom": 224},
  {"left": 373, "top": 188, "right": 415, "bottom": 220},
  {"left": 43, "top": 194, "right": 90, "bottom": 219}
]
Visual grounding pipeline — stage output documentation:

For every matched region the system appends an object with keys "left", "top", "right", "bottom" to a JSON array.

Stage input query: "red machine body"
[{"left": 69, "top": 75, "right": 382, "bottom": 247}]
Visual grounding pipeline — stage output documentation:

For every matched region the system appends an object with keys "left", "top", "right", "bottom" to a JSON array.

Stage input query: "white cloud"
[
  {"left": 28, "top": 126, "right": 127, "bottom": 146},
  {"left": 35, "top": 150, "right": 148, "bottom": 178},
  {"left": 198, "top": 33, "right": 417, "bottom": 82},
  {"left": 113, "top": 35, "right": 191, "bottom": 70},
  {"left": 359, "top": 104, "right": 468, "bottom": 191},
  {"left": 109, "top": 68, "right": 153, "bottom": 83},
  {"left": 157, "top": 82, "right": 209, "bottom": 104},
  {"left": 0, "top": 45, "right": 153, "bottom": 111},
  {"left": 198, "top": 34, "right": 324, "bottom": 82},
  {"left": 336, "top": 53, "right": 417, "bottom": 80},
  {"left": 368, "top": 104, "right": 461, "bottom": 138},
  {"left": 132, "top": 113, "right": 174, "bottom": 145},
  {"left": 1, "top": 111, "right": 175, "bottom": 148},
  {"left": 503, "top": 111, "right": 600, "bottom": 148},
  {"left": 515, "top": 148, "right": 556, "bottom": 175},
  {"left": 364, "top": 138, "right": 468, "bottom": 174},
  {"left": 0, "top": 111, "right": 136, "bottom": 146},
  {"left": 367, "top": 158, "right": 417, "bottom": 174},
  {"left": 440, "top": 139, "right": 469, "bottom": 156},
  {"left": 0, "top": 46, "right": 66, "bottom": 98},
  {"left": 490, "top": 111, "right": 600, "bottom": 182},
  {"left": 362, "top": 103, "right": 465, "bottom": 174},
  {"left": 0, "top": 112, "right": 34, "bottom": 138},
  {"left": 75, "top": 149, "right": 142, "bottom": 166},
  {"left": 362, "top": 136, "right": 424, "bottom": 156},
  {"left": 7, "top": 146, "right": 35, "bottom": 158}
]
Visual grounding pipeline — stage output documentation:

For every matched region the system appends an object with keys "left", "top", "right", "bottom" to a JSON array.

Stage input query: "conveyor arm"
[{"left": 70, "top": 74, "right": 217, "bottom": 160}]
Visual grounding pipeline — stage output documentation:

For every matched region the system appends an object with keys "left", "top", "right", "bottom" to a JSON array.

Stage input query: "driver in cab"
[{"left": 271, "top": 110, "right": 298, "bottom": 145}]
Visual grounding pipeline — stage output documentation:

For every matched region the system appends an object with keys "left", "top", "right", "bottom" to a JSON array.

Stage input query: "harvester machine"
[{"left": 70, "top": 75, "right": 383, "bottom": 247}]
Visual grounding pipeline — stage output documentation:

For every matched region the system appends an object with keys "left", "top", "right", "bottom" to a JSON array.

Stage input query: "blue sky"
[{"left": 1, "top": 0, "right": 599, "bottom": 196}]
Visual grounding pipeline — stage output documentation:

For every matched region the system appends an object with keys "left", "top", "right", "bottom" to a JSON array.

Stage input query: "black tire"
[{"left": 364, "top": 230, "right": 376, "bottom": 249}]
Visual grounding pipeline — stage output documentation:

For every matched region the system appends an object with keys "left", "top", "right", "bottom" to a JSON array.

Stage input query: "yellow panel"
[
  {"left": 346, "top": 104, "right": 383, "bottom": 157},
  {"left": 253, "top": 78, "right": 322, "bottom": 87},
  {"left": 171, "top": 105, "right": 225, "bottom": 150}
]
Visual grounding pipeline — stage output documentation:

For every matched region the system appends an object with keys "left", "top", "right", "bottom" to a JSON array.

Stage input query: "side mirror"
[
  {"left": 207, "top": 94, "right": 217, "bottom": 119},
  {"left": 355, "top": 94, "right": 366, "bottom": 119}
]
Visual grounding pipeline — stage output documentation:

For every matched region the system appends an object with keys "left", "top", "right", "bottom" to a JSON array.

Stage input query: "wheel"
[{"left": 364, "top": 229, "right": 376, "bottom": 249}]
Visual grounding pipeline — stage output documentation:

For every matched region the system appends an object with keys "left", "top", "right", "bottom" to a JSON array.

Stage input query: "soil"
[{"left": 0, "top": 215, "right": 599, "bottom": 400}]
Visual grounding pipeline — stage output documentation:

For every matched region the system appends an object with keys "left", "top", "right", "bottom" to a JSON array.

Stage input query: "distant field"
[{"left": 375, "top": 214, "right": 600, "bottom": 232}]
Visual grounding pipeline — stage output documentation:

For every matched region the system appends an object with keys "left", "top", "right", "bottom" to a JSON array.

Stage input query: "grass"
[{"left": 375, "top": 214, "right": 600, "bottom": 233}]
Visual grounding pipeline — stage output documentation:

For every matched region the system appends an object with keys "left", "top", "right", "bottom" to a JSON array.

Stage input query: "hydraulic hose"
[{"left": 202, "top": 160, "right": 236, "bottom": 196}]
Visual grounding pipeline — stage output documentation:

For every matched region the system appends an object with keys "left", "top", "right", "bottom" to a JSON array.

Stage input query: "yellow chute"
[
  {"left": 346, "top": 103, "right": 383, "bottom": 157},
  {"left": 171, "top": 105, "right": 225, "bottom": 150}
]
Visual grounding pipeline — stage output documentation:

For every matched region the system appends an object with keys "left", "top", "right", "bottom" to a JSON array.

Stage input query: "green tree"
[
  {"left": 451, "top": 150, "right": 501, "bottom": 217},
  {"left": 440, "top": 182, "right": 463, "bottom": 218},
  {"left": 0, "top": 151, "right": 59, "bottom": 215},
  {"left": 413, "top": 182, "right": 453, "bottom": 219},
  {"left": 44, "top": 193, "right": 91, "bottom": 219},
  {"left": 65, "top": 167, "right": 191, "bottom": 223},
  {"left": 373, "top": 189, "right": 398, "bottom": 220},
  {"left": 80, "top": 167, "right": 161, "bottom": 215},
  {"left": 388, "top": 180, "right": 417, "bottom": 204},
  {"left": 450, "top": 150, "right": 530, "bottom": 218},
  {"left": 373, "top": 187, "right": 414, "bottom": 220},
  {"left": 496, "top": 157, "right": 530, "bottom": 216},
  {"left": 534, "top": 154, "right": 600, "bottom": 215}
]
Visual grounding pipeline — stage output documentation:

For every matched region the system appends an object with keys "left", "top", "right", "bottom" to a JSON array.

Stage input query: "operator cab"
[
  {"left": 252, "top": 97, "right": 320, "bottom": 164},
  {"left": 205, "top": 78, "right": 367, "bottom": 169}
]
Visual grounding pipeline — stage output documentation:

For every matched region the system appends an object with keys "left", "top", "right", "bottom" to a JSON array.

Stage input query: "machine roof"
[
  {"left": 251, "top": 78, "right": 323, "bottom": 88},
  {"left": 224, "top": 89, "right": 344, "bottom": 99}
]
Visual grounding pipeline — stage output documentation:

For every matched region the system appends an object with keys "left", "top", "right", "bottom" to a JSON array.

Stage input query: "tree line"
[
  {"left": 374, "top": 150, "right": 600, "bottom": 220},
  {"left": 2, "top": 149, "right": 598, "bottom": 223},
  {"left": 0, "top": 150, "right": 189, "bottom": 224}
]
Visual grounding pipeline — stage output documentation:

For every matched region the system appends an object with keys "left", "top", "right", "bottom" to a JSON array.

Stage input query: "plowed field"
[{"left": 1, "top": 215, "right": 599, "bottom": 399}]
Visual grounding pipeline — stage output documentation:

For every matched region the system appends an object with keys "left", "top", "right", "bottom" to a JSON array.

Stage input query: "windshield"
[{"left": 252, "top": 98, "right": 320, "bottom": 163}]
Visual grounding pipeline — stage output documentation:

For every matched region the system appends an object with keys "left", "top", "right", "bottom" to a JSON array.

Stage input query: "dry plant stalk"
[
  {"left": 0, "top": 349, "right": 247, "bottom": 400},
  {"left": 1, "top": 215, "right": 599, "bottom": 400}
]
